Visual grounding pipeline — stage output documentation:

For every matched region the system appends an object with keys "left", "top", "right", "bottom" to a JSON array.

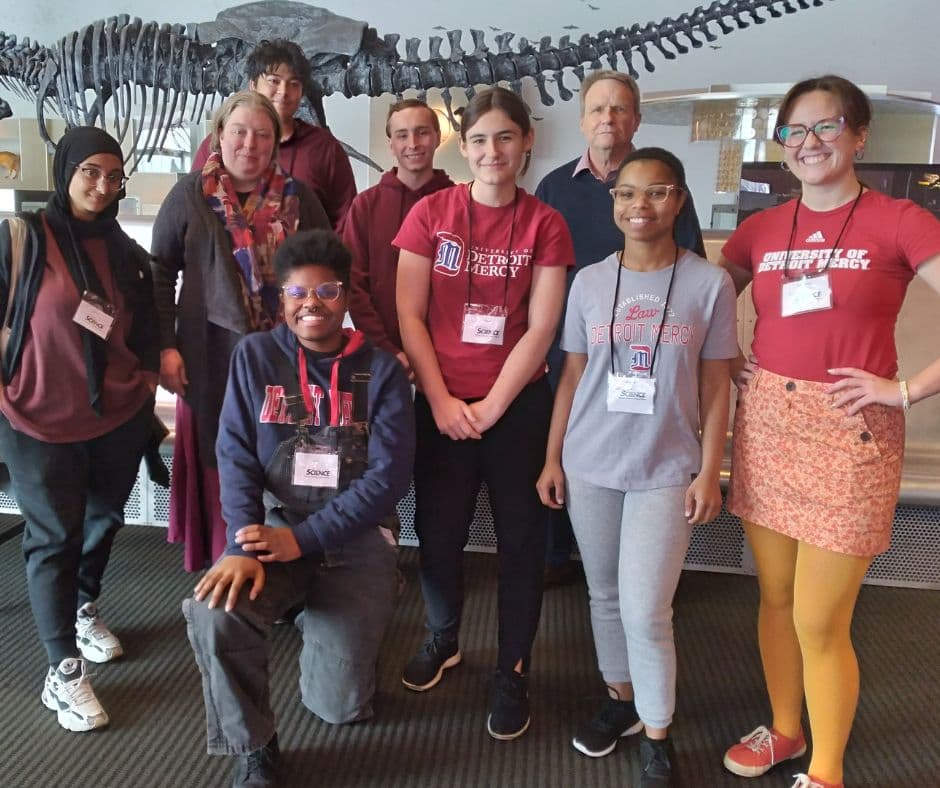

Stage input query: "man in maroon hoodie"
[
  {"left": 192, "top": 39, "right": 357, "bottom": 230},
  {"left": 340, "top": 99, "right": 453, "bottom": 377}
]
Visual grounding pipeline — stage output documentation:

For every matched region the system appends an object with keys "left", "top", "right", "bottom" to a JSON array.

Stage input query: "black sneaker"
[
  {"left": 232, "top": 733, "right": 279, "bottom": 787},
  {"left": 639, "top": 735, "right": 673, "bottom": 787},
  {"left": 401, "top": 635, "right": 461, "bottom": 691},
  {"left": 572, "top": 695, "right": 644, "bottom": 757},
  {"left": 486, "top": 669, "right": 530, "bottom": 741}
]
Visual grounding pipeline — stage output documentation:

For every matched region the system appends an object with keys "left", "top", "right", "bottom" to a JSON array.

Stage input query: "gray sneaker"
[
  {"left": 41, "top": 657, "right": 109, "bottom": 732},
  {"left": 76, "top": 602, "right": 124, "bottom": 663}
]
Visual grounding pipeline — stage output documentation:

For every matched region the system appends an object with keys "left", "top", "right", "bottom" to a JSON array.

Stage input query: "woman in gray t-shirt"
[{"left": 537, "top": 147, "right": 738, "bottom": 785}]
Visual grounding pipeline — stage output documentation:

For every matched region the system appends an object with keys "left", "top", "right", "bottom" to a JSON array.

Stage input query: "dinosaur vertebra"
[{"left": 0, "top": 1, "right": 831, "bottom": 173}]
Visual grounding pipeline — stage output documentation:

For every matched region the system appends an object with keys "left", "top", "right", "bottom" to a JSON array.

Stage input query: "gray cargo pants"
[{"left": 182, "top": 526, "right": 397, "bottom": 755}]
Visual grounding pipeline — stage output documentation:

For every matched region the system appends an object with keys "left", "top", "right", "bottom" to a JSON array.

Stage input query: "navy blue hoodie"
[{"left": 216, "top": 323, "right": 415, "bottom": 557}]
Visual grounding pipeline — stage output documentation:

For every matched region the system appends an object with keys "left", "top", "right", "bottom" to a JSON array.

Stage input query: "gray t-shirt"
[{"left": 561, "top": 251, "right": 738, "bottom": 491}]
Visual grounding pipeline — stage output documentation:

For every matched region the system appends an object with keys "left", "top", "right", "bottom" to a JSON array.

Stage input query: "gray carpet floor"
[
  {"left": 0, "top": 512, "right": 24, "bottom": 545},
  {"left": 1, "top": 525, "right": 938, "bottom": 787}
]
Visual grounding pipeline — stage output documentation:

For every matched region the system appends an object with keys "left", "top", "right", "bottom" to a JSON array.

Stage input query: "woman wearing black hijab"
[{"left": 0, "top": 126, "right": 159, "bottom": 732}]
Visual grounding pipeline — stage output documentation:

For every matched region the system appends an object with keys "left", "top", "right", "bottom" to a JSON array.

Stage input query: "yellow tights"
[{"left": 744, "top": 520, "right": 872, "bottom": 785}]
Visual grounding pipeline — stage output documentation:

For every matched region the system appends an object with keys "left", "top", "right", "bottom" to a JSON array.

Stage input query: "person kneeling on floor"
[{"left": 182, "top": 229, "right": 415, "bottom": 787}]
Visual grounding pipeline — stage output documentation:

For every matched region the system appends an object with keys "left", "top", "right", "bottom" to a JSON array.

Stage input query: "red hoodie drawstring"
[{"left": 295, "top": 331, "right": 367, "bottom": 427}]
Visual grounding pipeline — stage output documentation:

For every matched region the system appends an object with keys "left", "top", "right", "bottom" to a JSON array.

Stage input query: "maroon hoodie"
[
  {"left": 193, "top": 120, "right": 356, "bottom": 230},
  {"left": 339, "top": 168, "right": 454, "bottom": 354}
]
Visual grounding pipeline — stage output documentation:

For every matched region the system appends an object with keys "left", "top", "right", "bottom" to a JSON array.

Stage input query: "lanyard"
[
  {"left": 465, "top": 182, "right": 518, "bottom": 309},
  {"left": 782, "top": 183, "right": 863, "bottom": 280},
  {"left": 296, "top": 345, "right": 342, "bottom": 427},
  {"left": 609, "top": 246, "right": 679, "bottom": 377}
]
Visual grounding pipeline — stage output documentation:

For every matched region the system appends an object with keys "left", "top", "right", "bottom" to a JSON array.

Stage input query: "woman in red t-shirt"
[
  {"left": 394, "top": 87, "right": 574, "bottom": 741},
  {"left": 718, "top": 76, "right": 940, "bottom": 788}
]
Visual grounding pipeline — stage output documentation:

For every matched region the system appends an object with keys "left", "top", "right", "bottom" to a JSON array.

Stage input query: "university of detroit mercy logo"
[
  {"left": 434, "top": 232, "right": 464, "bottom": 276},
  {"left": 630, "top": 345, "right": 652, "bottom": 373}
]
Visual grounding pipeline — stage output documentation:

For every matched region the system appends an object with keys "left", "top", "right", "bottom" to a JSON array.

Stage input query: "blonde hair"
[{"left": 210, "top": 90, "right": 282, "bottom": 160}]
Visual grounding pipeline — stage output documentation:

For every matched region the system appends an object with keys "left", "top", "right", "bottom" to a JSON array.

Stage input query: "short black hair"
[
  {"left": 273, "top": 230, "right": 352, "bottom": 287},
  {"left": 246, "top": 39, "right": 312, "bottom": 94},
  {"left": 616, "top": 146, "right": 688, "bottom": 188}
]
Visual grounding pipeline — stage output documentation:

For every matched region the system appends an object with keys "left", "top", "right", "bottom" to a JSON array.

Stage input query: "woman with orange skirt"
[{"left": 718, "top": 75, "right": 940, "bottom": 788}]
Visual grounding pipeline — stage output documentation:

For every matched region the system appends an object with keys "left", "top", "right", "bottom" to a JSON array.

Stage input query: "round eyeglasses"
[
  {"left": 774, "top": 116, "right": 846, "bottom": 147},
  {"left": 281, "top": 282, "right": 344, "bottom": 302},
  {"left": 71, "top": 163, "right": 128, "bottom": 190}
]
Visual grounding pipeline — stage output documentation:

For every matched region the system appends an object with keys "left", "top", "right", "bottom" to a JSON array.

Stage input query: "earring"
[
  {"left": 780, "top": 160, "right": 790, "bottom": 172},
  {"left": 855, "top": 147, "right": 865, "bottom": 161}
]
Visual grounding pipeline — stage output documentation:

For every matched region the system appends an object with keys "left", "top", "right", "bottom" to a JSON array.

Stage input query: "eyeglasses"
[
  {"left": 774, "top": 116, "right": 846, "bottom": 147},
  {"left": 72, "top": 164, "right": 128, "bottom": 190},
  {"left": 281, "top": 282, "right": 344, "bottom": 302},
  {"left": 609, "top": 184, "right": 682, "bottom": 204}
]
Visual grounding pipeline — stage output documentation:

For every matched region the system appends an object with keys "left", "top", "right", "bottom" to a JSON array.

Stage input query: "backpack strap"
[{"left": 1, "top": 216, "right": 27, "bottom": 359}]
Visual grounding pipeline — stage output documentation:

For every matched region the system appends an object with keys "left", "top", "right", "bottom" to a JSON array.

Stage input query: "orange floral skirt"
[{"left": 727, "top": 367, "right": 905, "bottom": 557}]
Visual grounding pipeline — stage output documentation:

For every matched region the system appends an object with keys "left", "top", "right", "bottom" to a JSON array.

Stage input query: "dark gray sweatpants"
[
  {"left": 183, "top": 526, "right": 398, "bottom": 755},
  {"left": 0, "top": 401, "right": 152, "bottom": 664}
]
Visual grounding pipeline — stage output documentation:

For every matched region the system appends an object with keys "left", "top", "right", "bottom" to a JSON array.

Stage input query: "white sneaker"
[
  {"left": 41, "top": 657, "right": 109, "bottom": 731},
  {"left": 76, "top": 602, "right": 123, "bottom": 663},
  {"left": 790, "top": 775, "right": 841, "bottom": 788}
]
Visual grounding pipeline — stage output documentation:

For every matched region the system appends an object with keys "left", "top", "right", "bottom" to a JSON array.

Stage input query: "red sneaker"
[{"left": 723, "top": 725, "right": 807, "bottom": 777}]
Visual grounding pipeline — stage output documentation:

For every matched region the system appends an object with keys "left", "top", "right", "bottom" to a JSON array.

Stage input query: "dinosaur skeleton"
[{"left": 0, "top": 0, "right": 832, "bottom": 174}]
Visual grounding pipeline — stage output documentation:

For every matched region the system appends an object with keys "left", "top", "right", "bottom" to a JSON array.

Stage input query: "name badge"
[
  {"left": 607, "top": 372, "right": 655, "bottom": 415},
  {"left": 292, "top": 449, "right": 340, "bottom": 488},
  {"left": 461, "top": 303, "right": 507, "bottom": 346},
  {"left": 781, "top": 274, "right": 832, "bottom": 317},
  {"left": 72, "top": 291, "right": 117, "bottom": 340}
]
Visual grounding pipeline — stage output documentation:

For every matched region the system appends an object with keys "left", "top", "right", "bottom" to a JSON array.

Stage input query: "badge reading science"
[{"left": 434, "top": 232, "right": 464, "bottom": 277}]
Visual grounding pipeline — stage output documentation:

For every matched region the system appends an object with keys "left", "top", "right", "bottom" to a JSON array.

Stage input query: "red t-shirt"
[
  {"left": 723, "top": 190, "right": 940, "bottom": 381},
  {"left": 1, "top": 217, "right": 155, "bottom": 442},
  {"left": 393, "top": 184, "right": 574, "bottom": 399}
]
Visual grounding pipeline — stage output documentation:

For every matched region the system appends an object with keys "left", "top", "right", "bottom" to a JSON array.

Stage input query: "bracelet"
[{"left": 899, "top": 380, "right": 911, "bottom": 413}]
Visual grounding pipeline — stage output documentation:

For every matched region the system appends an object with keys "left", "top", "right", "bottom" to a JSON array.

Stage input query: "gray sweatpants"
[
  {"left": 183, "top": 527, "right": 398, "bottom": 755},
  {"left": 566, "top": 478, "right": 692, "bottom": 730}
]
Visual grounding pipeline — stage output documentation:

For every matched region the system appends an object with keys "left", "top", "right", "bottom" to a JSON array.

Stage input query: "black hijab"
[{"left": 44, "top": 126, "right": 130, "bottom": 416}]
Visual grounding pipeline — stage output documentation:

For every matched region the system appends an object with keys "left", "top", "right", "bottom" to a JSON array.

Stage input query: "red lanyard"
[{"left": 296, "top": 345, "right": 342, "bottom": 427}]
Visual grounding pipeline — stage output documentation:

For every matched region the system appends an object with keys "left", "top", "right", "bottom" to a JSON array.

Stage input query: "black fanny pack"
[{"left": 263, "top": 347, "right": 371, "bottom": 517}]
